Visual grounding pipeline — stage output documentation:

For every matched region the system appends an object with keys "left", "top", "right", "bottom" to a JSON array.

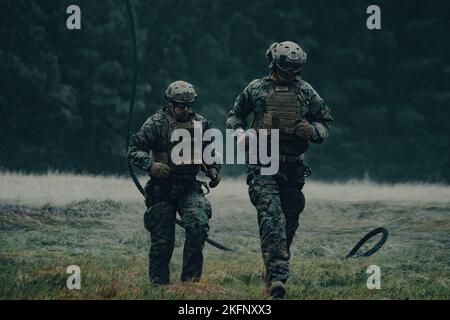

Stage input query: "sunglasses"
[{"left": 276, "top": 56, "right": 302, "bottom": 73}]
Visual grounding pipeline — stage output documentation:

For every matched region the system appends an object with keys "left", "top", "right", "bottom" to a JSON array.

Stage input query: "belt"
[{"left": 279, "top": 154, "right": 304, "bottom": 163}]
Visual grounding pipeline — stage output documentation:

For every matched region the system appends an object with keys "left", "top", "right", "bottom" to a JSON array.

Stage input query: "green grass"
[{"left": 0, "top": 175, "right": 449, "bottom": 299}]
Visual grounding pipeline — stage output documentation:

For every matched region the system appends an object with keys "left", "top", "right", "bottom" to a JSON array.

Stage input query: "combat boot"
[
  {"left": 150, "top": 277, "right": 169, "bottom": 286},
  {"left": 269, "top": 281, "right": 286, "bottom": 299}
]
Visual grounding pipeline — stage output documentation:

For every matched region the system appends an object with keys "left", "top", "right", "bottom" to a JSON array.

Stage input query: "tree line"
[{"left": 1, "top": 0, "right": 449, "bottom": 182}]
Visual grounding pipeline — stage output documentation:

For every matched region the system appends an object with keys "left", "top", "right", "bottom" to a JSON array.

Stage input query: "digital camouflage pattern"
[
  {"left": 164, "top": 80, "right": 197, "bottom": 104},
  {"left": 127, "top": 106, "right": 218, "bottom": 173},
  {"left": 227, "top": 76, "right": 333, "bottom": 145},
  {"left": 226, "top": 75, "right": 333, "bottom": 284},
  {"left": 266, "top": 42, "right": 307, "bottom": 73},
  {"left": 143, "top": 178, "right": 211, "bottom": 283},
  {"left": 248, "top": 174, "right": 305, "bottom": 283},
  {"left": 127, "top": 106, "right": 219, "bottom": 284}
]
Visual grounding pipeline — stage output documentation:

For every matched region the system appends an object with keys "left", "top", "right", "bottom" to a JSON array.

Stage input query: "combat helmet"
[
  {"left": 266, "top": 41, "right": 307, "bottom": 74},
  {"left": 164, "top": 80, "right": 197, "bottom": 104}
]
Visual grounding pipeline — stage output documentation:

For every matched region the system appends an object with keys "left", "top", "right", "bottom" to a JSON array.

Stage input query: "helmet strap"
[{"left": 168, "top": 101, "right": 176, "bottom": 116}]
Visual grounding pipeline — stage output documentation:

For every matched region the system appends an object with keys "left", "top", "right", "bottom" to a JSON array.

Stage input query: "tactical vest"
[
  {"left": 262, "top": 84, "right": 301, "bottom": 141},
  {"left": 152, "top": 111, "right": 202, "bottom": 175}
]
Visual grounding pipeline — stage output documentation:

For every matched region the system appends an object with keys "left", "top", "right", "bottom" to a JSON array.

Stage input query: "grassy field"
[{"left": 0, "top": 172, "right": 449, "bottom": 299}]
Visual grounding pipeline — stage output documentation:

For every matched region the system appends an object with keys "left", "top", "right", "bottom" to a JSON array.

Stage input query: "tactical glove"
[
  {"left": 295, "top": 120, "right": 314, "bottom": 139},
  {"left": 207, "top": 168, "right": 221, "bottom": 188},
  {"left": 149, "top": 162, "right": 171, "bottom": 178}
]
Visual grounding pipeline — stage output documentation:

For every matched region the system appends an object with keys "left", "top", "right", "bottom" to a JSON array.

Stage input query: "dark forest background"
[{"left": 1, "top": 0, "right": 449, "bottom": 182}]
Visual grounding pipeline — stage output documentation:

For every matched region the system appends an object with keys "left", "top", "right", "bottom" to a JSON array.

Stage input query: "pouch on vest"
[
  {"left": 152, "top": 112, "right": 202, "bottom": 175},
  {"left": 262, "top": 85, "right": 302, "bottom": 141}
]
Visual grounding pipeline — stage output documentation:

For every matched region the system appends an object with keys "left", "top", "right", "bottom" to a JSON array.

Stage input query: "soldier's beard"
[
  {"left": 170, "top": 105, "right": 190, "bottom": 122},
  {"left": 275, "top": 69, "right": 296, "bottom": 82}
]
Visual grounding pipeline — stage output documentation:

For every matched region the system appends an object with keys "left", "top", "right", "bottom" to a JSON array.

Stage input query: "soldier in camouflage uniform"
[
  {"left": 226, "top": 41, "right": 333, "bottom": 297},
  {"left": 127, "top": 80, "right": 221, "bottom": 285}
]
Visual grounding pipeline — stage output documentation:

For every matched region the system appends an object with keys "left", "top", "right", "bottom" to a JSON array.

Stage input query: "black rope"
[
  {"left": 346, "top": 227, "right": 389, "bottom": 259},
  {"left": 124, "top": 0, "right": 233, "bottom": 252},
  {"left": 125, "top": 0, "right": 144, "bottom": 196}
]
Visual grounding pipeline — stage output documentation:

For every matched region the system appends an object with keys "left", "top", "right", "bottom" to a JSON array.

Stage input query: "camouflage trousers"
[
  {"left": 248, "top": 170, "right": 305, "bottom": 283},
  {"left": 143, "top": 177, "right": 211, "bottom": 284}
]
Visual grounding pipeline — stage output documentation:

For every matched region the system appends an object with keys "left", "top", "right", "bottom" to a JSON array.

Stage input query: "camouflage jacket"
[
  {"left": 127, "top": 106, "right": 220, "bottom": 175},
  {"left": 226, "top": 75, "right": 333, "bottom": 156}
]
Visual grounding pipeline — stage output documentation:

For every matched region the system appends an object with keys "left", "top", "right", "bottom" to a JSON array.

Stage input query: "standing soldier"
[
  {"left": 127, "top": 80, "right": 221, "bottom": 285},
  {"left": 226, "top": 41, "right": 333, "bottom": 298}
]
